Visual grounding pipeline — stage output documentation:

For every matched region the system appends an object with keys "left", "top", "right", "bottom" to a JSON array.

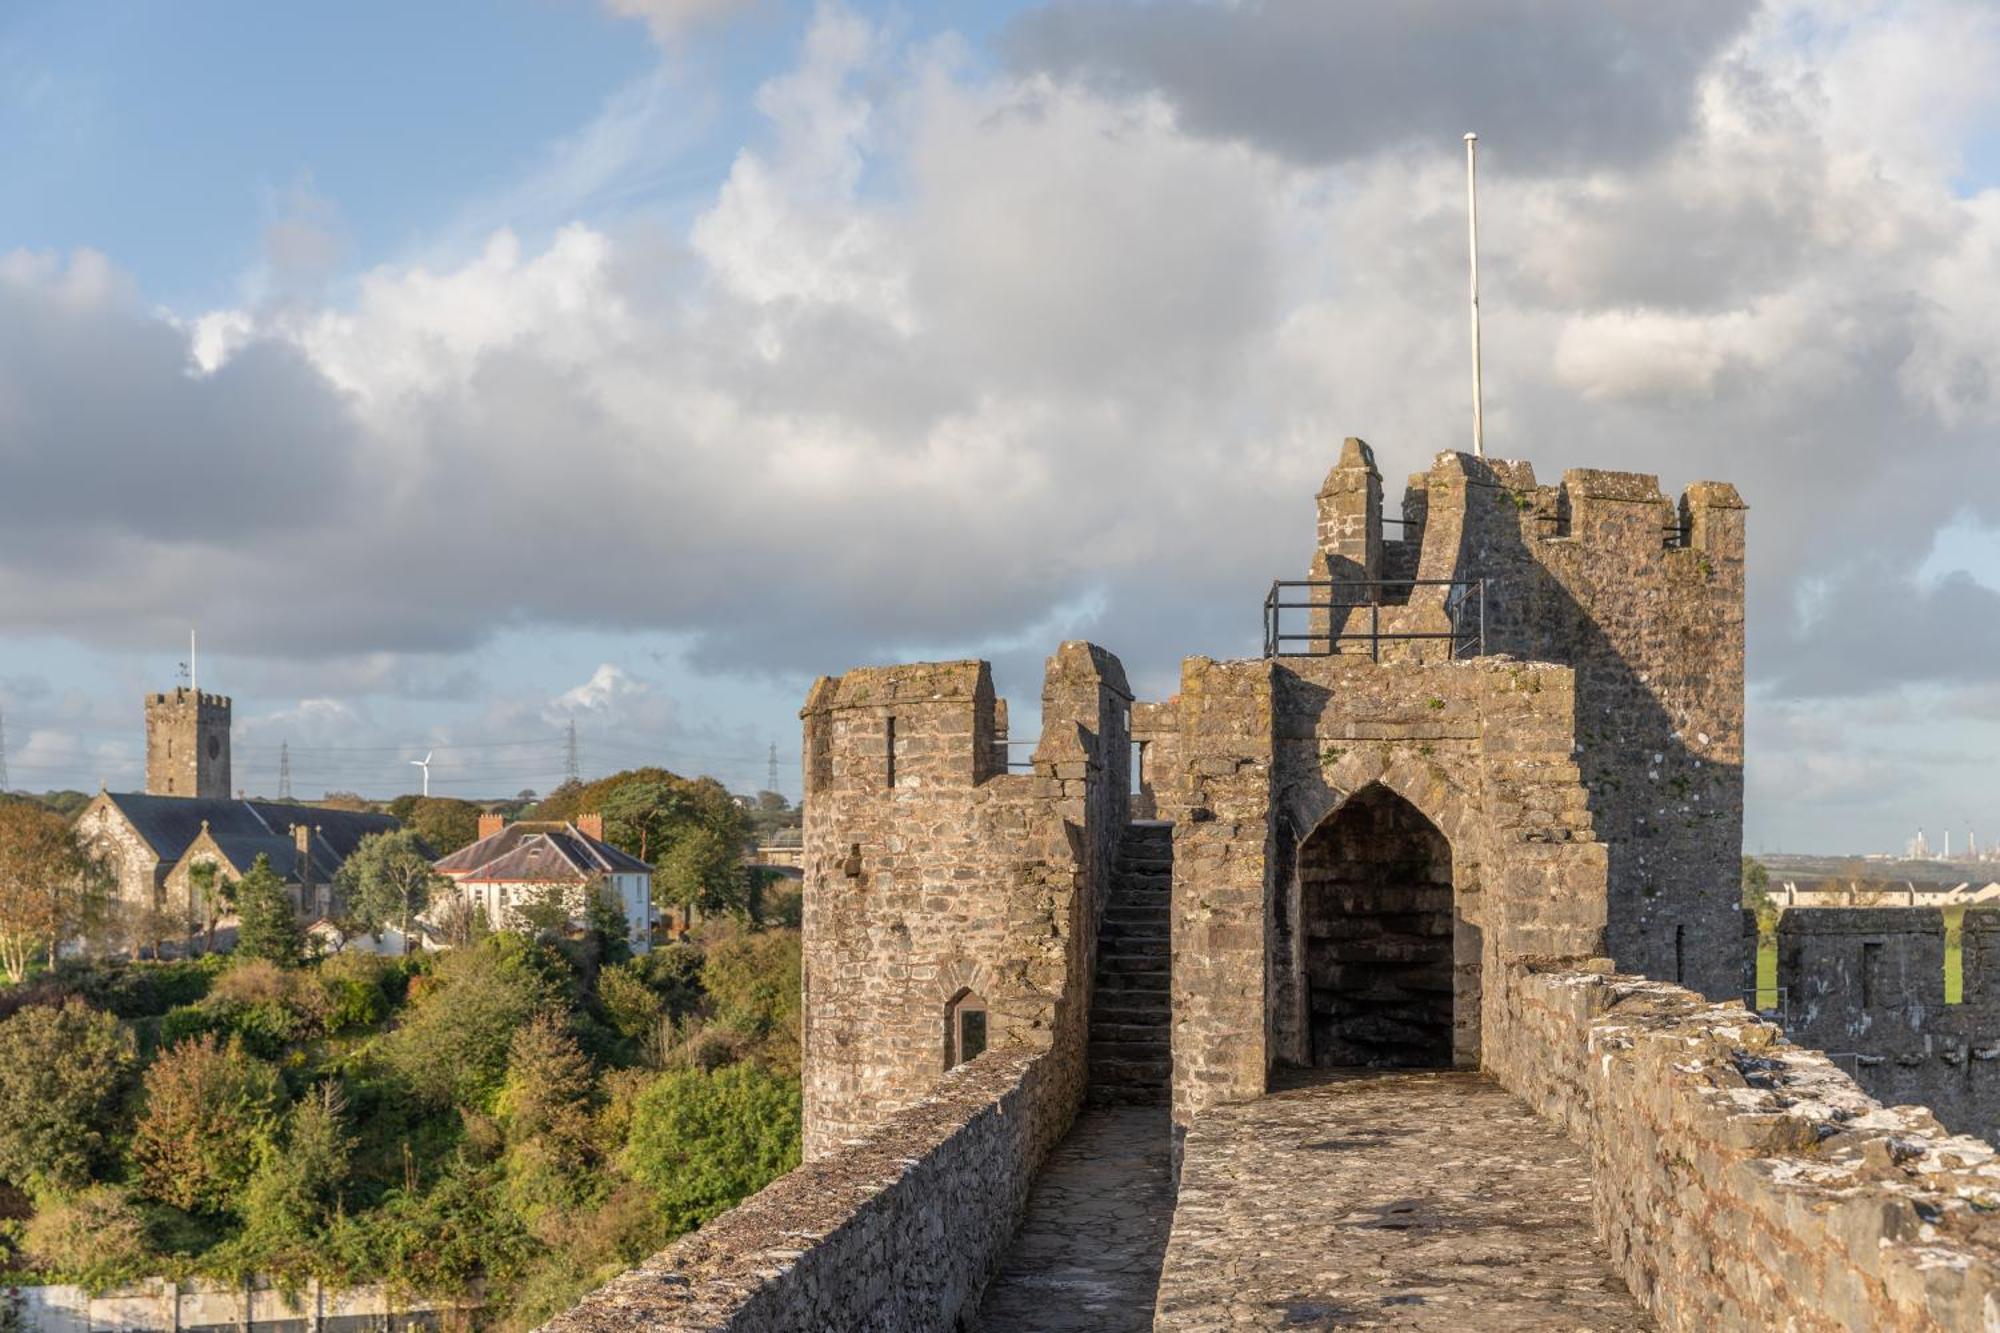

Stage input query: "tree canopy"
[
  {"left": 335, "top": 830, "right": 446, "bottom": 945},
  {"left": 235, "top": 855, "right": 303, "bottom": 966},
  {"left": 0, "top": 801, "right": 107, "bottom": 982}
]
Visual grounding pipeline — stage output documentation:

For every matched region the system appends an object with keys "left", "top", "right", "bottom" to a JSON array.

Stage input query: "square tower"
[{"left": 145, "top": 688, "right": 232, "bottom": 799}]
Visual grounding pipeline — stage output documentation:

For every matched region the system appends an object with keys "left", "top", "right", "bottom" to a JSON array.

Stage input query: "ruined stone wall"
[
  {"left": 1157, "top": 654, "right": 1609, "bottom": 1129},
  {"left": 1489, "top": 960, "right": 2000, "bottom": 1331},
  {"left": 798, "top": 644, "right": 1128, "bottom": 1159},
  {"left": 1304, "top": 447, "right": 1745, "bottom": 999},
  {"left": 540, "top": 1047, "right": 1071, "bottom": 1333},
  {"left": 1776, "top": 907, "right": 2000, "bottom": 1144}
]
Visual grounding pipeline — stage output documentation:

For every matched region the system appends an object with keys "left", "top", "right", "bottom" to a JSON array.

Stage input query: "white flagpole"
[{"left": 1465, "top": 132, "right": 1484, "bottom": 459}]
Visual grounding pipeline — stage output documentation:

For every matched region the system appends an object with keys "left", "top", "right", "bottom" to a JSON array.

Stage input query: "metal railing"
[
  {"left": 993, "top": 738, "right": 1037, "bottom": 772},
  {"left": 1262, "top": 578, "right": 1485, "bottom": 660}
]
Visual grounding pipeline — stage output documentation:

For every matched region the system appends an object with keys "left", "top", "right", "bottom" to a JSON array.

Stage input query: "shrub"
[
  {"left": 380, "top": 935, "right": 570, "bottom": 1108},
  {"left": 699, "top": 928, "right": 801, "bottom": 1073},
  {"left": 621, "top": 1063, "right": 800, "bottom": 1234},
  {"left": 0, "top": 999, "right": 137, "bottom": 1193},
  {"left": 132, "top": 1034, "right": 284, "bottom": 1213},
  {"left": 20, "top": 1185, "right": 152, "bottom": 1289},
  {"left": 595, "top": 961, "right": 663, "bottom": 1044}
]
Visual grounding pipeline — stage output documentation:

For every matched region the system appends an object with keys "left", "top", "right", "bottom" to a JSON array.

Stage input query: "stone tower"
[{"left": 145, "top": 687, "right": 231, "bottom": 799}]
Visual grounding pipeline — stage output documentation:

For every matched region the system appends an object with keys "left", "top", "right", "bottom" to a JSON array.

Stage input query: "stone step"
[
  {"left": 1096, "top": 968, "right": 1170, "bottom": 993},
  {"left": 1114, "top": 875, "right": 1172, "bottom": 894},
  {"left": 1090, "top": 1038, "right": 1170, "bottom": 1063},
  {"left": 1090, "top": 1021, "right": 1168, "bottom": 1044},
  {"left": 1096, "top": 948, "right": 1168, "bottom": 972},
  {"left": 1086, "top": 1081, "right": 1168, "bottom": 1107},
  {"left": 1116, "top": 860, "right": 1173, "bottom": 879},
  {"left": 1093, "top": 997, "right": 1170, "bottom": 1024},
  {"left": 1103, "top": 908, "right": 1170, "bottom": 928},
  {"left": 1099, "top": 917, "right": 1168, "bottom": 941},
  {"left": 1088, "top": 1056, "right": 1170, "bottom": 1086}
]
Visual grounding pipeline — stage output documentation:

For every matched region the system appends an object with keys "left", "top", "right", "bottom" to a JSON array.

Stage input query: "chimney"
[
  {"left": 575, "top": 813, "right": 604, "bottom": 842},
  {"left": 477, "top": 812, "right": 505, "bottom": 841},
  {"left": 295, "top": 823, "right": 314, "bottom": 889}
]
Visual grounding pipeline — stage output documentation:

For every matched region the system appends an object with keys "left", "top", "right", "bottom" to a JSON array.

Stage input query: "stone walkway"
[
  {"left": 1153, "top": 1070, "right": 1650, "bottom": 1331},
  {"left": 972, "top": 1104, "right": 1177, "bottom": 1332}
]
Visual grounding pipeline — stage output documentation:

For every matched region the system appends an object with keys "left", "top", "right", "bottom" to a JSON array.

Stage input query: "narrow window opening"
[
  {"left": 1862, "top": 941, "right": 1885, "bottom": 1008},
  {"left": 1131, "top": 740, "right": 1146, "bottom": 796},
  {"left": 1674, "top": 924, "right": 1686, "bottom": 985},
  {"left": 945, "top": 988, "right": 988, "bottom": 1069},
  {"left": 884, "top": 715, "right": 897, "bottom": 789}
]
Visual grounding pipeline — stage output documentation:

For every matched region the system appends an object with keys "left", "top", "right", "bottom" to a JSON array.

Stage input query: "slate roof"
[
  {"left": 101, "top": 792, "right": 400, "bottom": 884},
  {"left": 436, "top": 821, "right": 651, "bottom": 882}
]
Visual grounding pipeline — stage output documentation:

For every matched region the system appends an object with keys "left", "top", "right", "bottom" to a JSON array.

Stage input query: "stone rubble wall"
[
  {"left": 798, "top": 644, "right": 1128, "bottom": 1159},
  {"left": 1157, "top": 653, "right": 1611, "bottom": 1130},
  {"left": 1310, "top": 448, "right": 1746, "bottom": 999},
  {"left": 1490, "top": 958, "right": 2000, "bottom": 1331},
  {"left": 539, "top": 1047, "right": 1068, "bottom": 1333},
  {"left": 1775, "top": 907, "right": 2000, "bottom": 1145}
]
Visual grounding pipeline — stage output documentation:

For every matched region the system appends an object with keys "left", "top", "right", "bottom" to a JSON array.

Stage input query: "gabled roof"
[
  {"left": 99, "top": 792, "right": 400, "bottom": 884},
  {"left": 436, "top": 821, "right": 651, "bottom": 882}
]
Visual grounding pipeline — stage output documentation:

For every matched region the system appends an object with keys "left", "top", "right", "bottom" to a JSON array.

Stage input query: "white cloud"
[
  {"left": 8, "top": 0, "right": 2000, "bottom": 740},
  {"left": 601, "top": 0, "right": 753, "bottom": 46}
]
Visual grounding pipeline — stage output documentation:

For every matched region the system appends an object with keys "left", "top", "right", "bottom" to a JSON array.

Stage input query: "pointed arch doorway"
[{"left": 1297, "top": 783, "right": 1476, "bottom": 1067}]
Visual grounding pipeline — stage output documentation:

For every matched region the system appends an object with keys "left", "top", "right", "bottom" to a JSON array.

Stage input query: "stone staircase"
[{"left": 1088, "top": 821, "right": 1173, "bottom": 1106}]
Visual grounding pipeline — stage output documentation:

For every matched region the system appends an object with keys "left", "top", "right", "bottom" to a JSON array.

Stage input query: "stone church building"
[{"left": 75, "top": 686, "right": 398, "bottom": 929}]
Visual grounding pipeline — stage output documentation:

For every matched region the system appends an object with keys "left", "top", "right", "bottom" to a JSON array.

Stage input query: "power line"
[
  {"left": 767, "top": 742, "right": 779, "bottom": 794},
  {"left": 564, "top": 720, "right": 580, "bottom": 784},
  {"left": 277, "top": 741, "right": 292, "bottom": 801}
]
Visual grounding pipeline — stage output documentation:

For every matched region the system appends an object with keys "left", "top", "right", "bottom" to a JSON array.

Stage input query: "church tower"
[{"left": 145, "top": 688, "right": 231, "bottom": 799}]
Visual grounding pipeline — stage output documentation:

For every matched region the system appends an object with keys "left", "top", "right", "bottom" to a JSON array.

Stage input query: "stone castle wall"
[
  {"left": 1152, "top": 653, "right": 1610, "bottom": 1129},
  {"left": 1489, "top": 959, "right": 2000, "bottom": 1331},
  {"left": 541, "top": 1047, "right": 1070, "bottom": 1333},
  {"left": 1301, "top": 445, "right": 1746, "bottom": 1000},
  {"left": 798, "top": 644, "right": 1129, "bottom": 1158},
  {"left": 1776, "top": 907, "right": 2000, "bottom": 1144}
]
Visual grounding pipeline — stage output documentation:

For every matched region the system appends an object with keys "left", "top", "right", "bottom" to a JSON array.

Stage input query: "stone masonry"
[
  {"left": 145, "top": 687, "right": 231, "bottom": 799},
  {"left": 542, "top": 441, "right": 2000, "bottom": 1332}
]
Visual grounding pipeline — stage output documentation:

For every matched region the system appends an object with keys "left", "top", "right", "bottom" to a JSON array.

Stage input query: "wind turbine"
[{"left": 411, "top": 751, "right": 433, "bottom": 798}]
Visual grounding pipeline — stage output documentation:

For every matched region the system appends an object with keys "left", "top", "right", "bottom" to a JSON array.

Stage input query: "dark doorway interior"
[{"left": 1300, "top": 785, "right": 1454, "bottom": 1067}]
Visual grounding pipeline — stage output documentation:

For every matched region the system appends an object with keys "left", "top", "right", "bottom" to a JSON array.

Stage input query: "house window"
[{"left": 945, "top": 989, "right": 988, "bottom": 1069}]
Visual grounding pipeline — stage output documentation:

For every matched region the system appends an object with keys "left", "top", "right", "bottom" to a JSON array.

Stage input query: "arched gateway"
[{"left": 1297, "top": 784, "right": 1461, "bottom": 1068}]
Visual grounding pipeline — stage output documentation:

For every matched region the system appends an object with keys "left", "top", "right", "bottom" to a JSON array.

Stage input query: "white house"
[{"left": 433, "top": 814, "right": 654, "bottom": 953}]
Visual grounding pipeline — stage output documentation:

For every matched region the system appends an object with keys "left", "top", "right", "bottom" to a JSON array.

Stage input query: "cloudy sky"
[{"left": 3, "top": 0, "right": 1998, "bottom": 851}]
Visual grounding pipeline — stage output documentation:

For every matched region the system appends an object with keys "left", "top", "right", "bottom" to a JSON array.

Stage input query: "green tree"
[
  {"left": 234, "top": 855, "right": 302, "bottom": 966},
  {"left": 1742, "top": 855, "right": 1773, "bottom": 912},
  {"left": 0, "top": 1000, "right": 137, "bottom": 1193},
  {"left": 497, "top": 1015, "right": 598, "bottom": 1221},
  {"left": 621, "top": 1063, "right": 800, "bottom": 1233},
  {"left": 397, "top": 797, "right": 483, "bottom": 855},
  {"left": 333, "top": 830, "right": 444, "bottom": 949},
  {"left": 596, "top": 961, "right": 665, "bottom": 1044},
  {"left": 132, "top": 1034, "right": 284, "bottom": 1213},
  {"left": 655, "top": 826, "right": 749, "bottom": 922},
  {"left": 381, "top": 935, "right": 569, "bottom": 1108},
  {"left": 701, "top": 928, "right": 801, "bottom": 1071},
  {"left": 236, "top": 1080, "right": 354, "bottom": 1262}
]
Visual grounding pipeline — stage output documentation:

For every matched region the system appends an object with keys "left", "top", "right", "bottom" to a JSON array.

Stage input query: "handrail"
[{"left": 1261, "top": 578, "right": 1485, "bottom": 660}]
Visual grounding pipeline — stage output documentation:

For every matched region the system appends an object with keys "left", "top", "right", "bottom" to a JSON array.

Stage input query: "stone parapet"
[
  {"left": 1490, "top": 960, "right": 2000, "bottom": 1331},
  {"left": 539, "top": 1047, "right": 1070, "bottom": 1333}
]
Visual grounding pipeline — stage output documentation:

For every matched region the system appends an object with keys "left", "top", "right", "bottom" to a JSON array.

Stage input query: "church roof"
[{"left": 99, "top": 792, "right": 400, "bottom": 884}]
